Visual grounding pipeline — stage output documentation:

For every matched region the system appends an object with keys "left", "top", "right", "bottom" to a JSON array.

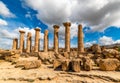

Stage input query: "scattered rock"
[
  {"left": 15, "top": 60, "right": 41, "bottom": 69},
  {"left": 103, "top": 49, "right": 119, "bottom": 58},
  {"left": 24, "top": 60, "right": 41, "bottom": 69},
  {"left": 15, "top": 60, "right": 28, "bottom": 68},
  {"left": 99, "top": 59, "right": 120, "bottom": 71},
  {"left": 63, "top": 52, "right": 69, "bottom": 59},
  {"left": 20, "top": 53, "right": 29, "bottom": 57},
  {"left": 4, "top": 53, "right": 20, "bottom": 62},
  {"left": 62, "top": 59, "right": 71, "bottom": 71},
  {"left": 91, "top": 44, "right": 101, "bottom": 54},
  {"left": 71, "top": 59, "right": 81, "bottom": 72},
  {"left": 86, "top": 53, "right": 94, "bottom": 59},
  {"left": 53, "top": 59, "right": 63, "bottom": 69},
  {"left": 38, "top": 52, "right": 55, "bottom": 64},
  {"left": 82, "top": 57, "right": 93, "bottom": 71}
]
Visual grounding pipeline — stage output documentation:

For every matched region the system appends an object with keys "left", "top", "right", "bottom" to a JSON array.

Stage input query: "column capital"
[
  {"left": 27, "top": 32, "right": 32, "bottom": 37},
  {"left": 13, "top": 38, "right": 18, "bottom": 40},
  {"left": 45, "top": 30, "right": 49, "bottom": 34},
  {"left": 35, "top": 28, "right": 40, "bottom": 31},
  {"left": 63, "top": 22, "right": 71, "bottom": 27},
  {"left": 19, "top": 30, "right": 25, "bottom": 33},
  {"left": 53, "top": 25, "right": 59, "bottom": 29},
  {"left": 78, "top": 24, "right": 82, "bottom": 29}
]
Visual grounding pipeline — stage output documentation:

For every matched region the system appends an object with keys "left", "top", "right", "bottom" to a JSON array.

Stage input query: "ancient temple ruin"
[{"left": 12, "top": 22, "right": 84, "bottom": 54}]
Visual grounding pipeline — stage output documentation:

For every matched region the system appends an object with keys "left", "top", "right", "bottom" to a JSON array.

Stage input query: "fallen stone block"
[
  {"left": 82, "top": 57, "right": 93, "bottom": 71},
  {"left": 53, "top": 59, "right": 63, "bottom": 69},
  {"left": 99, "top": 59, "right": 120, "bottom": 71},
  {"left": 24, "top": 60, "right": 41, "bottom": 69},
  {"left": 62, "top": 59, "right": 71, "bottom": 71},
  {"left": 71, "top": 59, "right": 81, "bottom": 72}
]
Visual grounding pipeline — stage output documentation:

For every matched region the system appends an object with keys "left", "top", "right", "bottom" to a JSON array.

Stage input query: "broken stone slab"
[
  {"left": 24, "top": 60, "right": 41, "bottom": 69},
  {"left": 15, "top": 60, "right": 41, "bottom": 69},
  {"left": 5, "top": 53, "right": 20, "bottom": 62},
  {"left": 63, "top": 52, "right": 70, "bottom": 59},
  {"left": 82, "top": 57, "right": 93, "bottom": 71},
  {"left": 91, "top": 44, "right": 101, "bottom": 54},
  {"left": 71, "top": 59, "right": 81, "bottom": 72},
  {"left": 53, "top": 59, "right": 63, "bottom": 69},
  {"left": 99, "top": 59, "right": 120, "bottom": 71},
  {"left": 62, "top": 59, "right": 71, "bottom": 71},
  {"left": 38, "top": 52, "right": 55, "bottom": 64},
  {"left": 15, "top": 60, "right": 28, "bottom": 68},
  {"left": 103, "top": 49, "right": 119, "bottom": 59}
]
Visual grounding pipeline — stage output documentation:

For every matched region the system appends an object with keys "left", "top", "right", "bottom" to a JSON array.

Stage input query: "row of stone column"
[
  {"left": 12, "top": 22, "right": 84, "bottom": 54},
  {"left": 12, "top": 28, "right": 49, "bottom": 53},
  {"left": 53, "top": 22, "right": 84, "bottom": 54}
]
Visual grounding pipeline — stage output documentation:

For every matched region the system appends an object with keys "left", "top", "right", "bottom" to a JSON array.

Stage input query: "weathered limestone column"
[
  {"left": 53, "top": 25, "right": 59, "bottom": 53},
  {"left": 19, "top": 30, "right": 25, "bottom": 52},
  {"left": 34, "top": 28, "right": 40, "bottom": 52},
  {"left": 78, "top": 24, "right": 84, "bottom": 54},
  {"left": 26, "top": 32, "right": 32, "bottom": 53},
  {"left": 44, "top": 30, "right": 49, "bottom": 52},
  {"left": 63, "top": 22, "right": 71, "bottom": 52},
  {"left": 12, "top": 38, "right": 18, "bottom": 50}
]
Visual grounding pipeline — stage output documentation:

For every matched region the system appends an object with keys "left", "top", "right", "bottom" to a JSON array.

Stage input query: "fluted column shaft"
[
  {"left": 26, "top": 32, "right": 32, "bottom": 53},
  {"left": 78, "top": 24, "right": 84, "bottom": 54},
  {"left": 12, "top": 38, "right": 18, "bottom": 50},
  {"left": 44, "top": 30, "right": 49, "bottom": 52},
  {"left": 53, "top": 25, "right": 59, "bottom": 53},
  {"left": 34, "top": 28, "right": 40, "bottom": 52},
  {"left": 19, "top": 30, "right": 25, "bottom": 52},
  {"left": 63, "top": 22, "right": 71, "bottom": 52}
]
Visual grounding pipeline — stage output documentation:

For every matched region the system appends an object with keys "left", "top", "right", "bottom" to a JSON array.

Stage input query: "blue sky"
[{"left": 0, "top": 0, "right": 120, "bottom": 49}]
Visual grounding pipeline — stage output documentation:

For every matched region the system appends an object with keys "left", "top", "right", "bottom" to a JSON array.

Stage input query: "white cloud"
[
  {"left": 48, "top": 23, "right": 80, "bottom": 40},
  {"left": 22, "top": 0, "right": 120, "bottom": 32},
  {"left": 0, "top": 27, "right": 44, "bottom": 49},
  {"left": 23, "top": 0, "right": 71, "bottom": 25},
  {"left": 0, "top": 19, "right": 8, "bottom": 26},
  {"left": 99, "top": 36, "right": 120, "bottom": 45},
  {"left": 85, "top": 41, "right": 97, "bottom": 47},
  {"left": 0, "top": 1, "right": 15, "bottom": 17}
]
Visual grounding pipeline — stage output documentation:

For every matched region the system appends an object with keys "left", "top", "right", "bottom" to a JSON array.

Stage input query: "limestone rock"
[
  {"left": 38, "top": 52, "right": 55, "bottom": 64},
  {"left": 29, "top": 52, "right": 39, "bottom": 57},
  {"left": 71, "top": 59, "right": 81, "bottom": 72},
  {"left": 91, "top": 44, "right": 101, "bottom": 53},
  {"left": 62, "top": 59, "right": 70, "bottom": 71},
  {"left": 103, "top": 49, "right": 119, "bottom": 58},
  {"left": 63, "top": 52, "right": 69, "bottom": 59},
  {"left": 15, "top": 60, "right": 41, "bottom": 69},
  {"left": 54, "top": 53, "right": 65, "bottom": 59},
  {"left": 4, "top": 53, "right": 20, "bottom": 62},
  {"left": 82, "top": 57, "right": 93, "bottom": 71},
  {"left": 69, "top": 51, "right": 77, "bottom": 58},
  {"left": 15, "top": 60, "right": 28, "bottom": 68},
  {"left": 53, "top": 59, "right": 63, "bottom": 69},
  {"left": 86, "top": 53, "right": 94, "bottom": 59},
  {"left": 99, "top": 59, "right": 120, "bottom": 71},
  {"left": 24, "top": 60, "right": 41, "bottom": 69},
  {"left": 20, "top": 53, "right": 29, "bottom": 57}
]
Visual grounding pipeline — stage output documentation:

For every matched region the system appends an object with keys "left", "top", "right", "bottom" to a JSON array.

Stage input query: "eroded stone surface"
[{"left": 99, "top": 59, "right": 120, "bottom": 71}]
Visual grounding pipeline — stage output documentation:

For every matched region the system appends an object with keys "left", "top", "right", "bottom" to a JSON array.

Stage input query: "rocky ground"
[{"left": 0, "top": 57, "right": 120, "bottom": 83}]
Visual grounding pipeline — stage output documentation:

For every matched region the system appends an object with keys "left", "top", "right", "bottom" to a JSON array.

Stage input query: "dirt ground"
[{"left": 0, "top": 57, "right": 120, "bottom": 83}]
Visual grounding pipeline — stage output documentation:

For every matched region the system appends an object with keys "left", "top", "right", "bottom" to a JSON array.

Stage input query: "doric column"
[
  {"left": 78, "top": 24, "right": 84, "bottom": 54},
  {"left": 34, "top": 28, "right": 40, "bottom": 52},
  {"left": 12, "top": 38, "right": 18, "bottom": 50},
  {"left": 19, "top": 30, "right": 25, "bottom": 52},
  {"left": 26, "top": 32, "right": 32, "bottom": 53},
  {"left": 44, "top": 30, "right": 49, "bottom": 52},
  {"left": 53, "top": 25, "right": 59, "bottom": 53},
  {"left": 63, "top": 22, "right": 71, "bottom": 52}
]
